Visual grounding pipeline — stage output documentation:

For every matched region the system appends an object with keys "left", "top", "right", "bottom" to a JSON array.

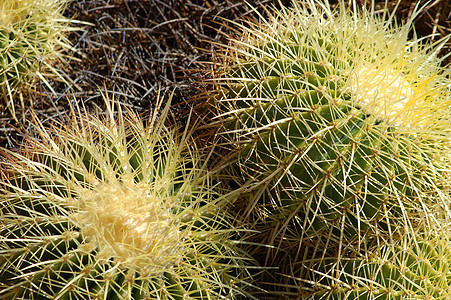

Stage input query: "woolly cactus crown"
[
  {"left": 0, "top": 96, "right": 254, "bottom": 299},
  {"left": 220, "top": 0, "right": 451, "bottom": 131}
]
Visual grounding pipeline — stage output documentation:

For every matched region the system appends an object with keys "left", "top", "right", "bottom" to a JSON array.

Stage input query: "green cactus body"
[
  {"left": 211, "top": 1, "right": 451, "bottom": 258},
  {"left": 0, "top": 100, "right": 253, "bottom": 299},
  {"left": 300, "top": 230, "right": 451, "bottom": 299},
  {"left": 0, "top": 0, "right": 73, "bottom": 116}
]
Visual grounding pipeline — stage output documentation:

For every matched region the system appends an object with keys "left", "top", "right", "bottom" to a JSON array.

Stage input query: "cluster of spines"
[
  {"left": 293, "top": 226, "right": 451, "bottom": 299},
  {"left": 204, "top": 0, "right": 451, "bottom": 298},
  {"left": 0, "top": 0, "right": 74, "bottom": 117},
  {"left": 0, "top": 98, "right": 254, "bottom": 299},
  {"left": 223, "top": 2, "right": 445, "bottom": 247},
  {"left": 0, "top": 0, "right": 450, "bottom": 299}
]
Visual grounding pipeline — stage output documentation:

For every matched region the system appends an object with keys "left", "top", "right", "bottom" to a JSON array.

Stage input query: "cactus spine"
[
  {"left": 0, "top": 97, "right": 253, "bottom": 299},
  {"left": 206, "top": 0, "right": 451, "bottom": 283},
  {"left": 0, "top": 0, "right": 74, "bottom": 117}
]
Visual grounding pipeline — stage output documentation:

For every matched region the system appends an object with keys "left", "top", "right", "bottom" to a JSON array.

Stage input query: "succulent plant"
[
  {"left": 292, "top": 225, "right": 451, "bottom": 299},
  {"left": 0, "top": 97, "right": 254, "bottom": 299},
  {"left": 0, "top": 0, "right": 74, "bottom": 117},
  {"left": 205, "top": 0, "right": 451, "bottom": 264}
]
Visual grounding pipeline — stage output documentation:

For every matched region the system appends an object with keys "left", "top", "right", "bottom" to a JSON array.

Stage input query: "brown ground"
[{"left": 0, "top": 0, "right": 449, "bottom": 149}]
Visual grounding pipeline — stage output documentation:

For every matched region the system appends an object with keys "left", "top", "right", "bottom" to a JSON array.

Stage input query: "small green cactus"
[
  {"left": 0, "top": 97, "right": 253, "bottom": 299},
  {"left": 207, "top": 0, "right": 451, "bottom": 265},
  {"left": 296, "top": 227, "right": 451, "bottom": 299},
  {"left": 0, "top": 0, "right": 74, "bottom": 117}
]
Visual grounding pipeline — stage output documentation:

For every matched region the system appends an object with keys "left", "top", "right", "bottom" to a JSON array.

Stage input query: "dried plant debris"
[{"left": 60, "top": 1, "right": 288, "bottom": 111}]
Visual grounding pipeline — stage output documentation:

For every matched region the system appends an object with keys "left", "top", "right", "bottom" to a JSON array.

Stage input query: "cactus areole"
[{"left": 213, "top": 0, "right": 451, "bottom": 252}]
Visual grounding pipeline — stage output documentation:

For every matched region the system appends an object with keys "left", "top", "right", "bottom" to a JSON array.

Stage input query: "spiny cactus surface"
[
  {"left": 296, "top": 228, "right": 451, "bottom": 299},
  {"left": 0, "top": 0, "right": 73, "bottom": 117},
  {"left": 209, "top": 0, "right": 451, "bottom": 261},
  {"left": 0, "top": 98, "right": 253, "bottom": 299}
]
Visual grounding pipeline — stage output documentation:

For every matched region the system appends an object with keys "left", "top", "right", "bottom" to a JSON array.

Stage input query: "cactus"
[
  {"left": 0, "top": 0, "right": 74, "bottom": 117},
  {"left": 207, "top": 0, "right": 451, "bottom": 264},
  {"left": 294, "top": 227, "right": 451, "bottom": 299},
  {"left": 0, "top": 97, "right": 254, "bottom": 299}
]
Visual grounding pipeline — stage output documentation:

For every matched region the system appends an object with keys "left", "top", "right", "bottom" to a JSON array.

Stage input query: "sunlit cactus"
[
  {"left": 205, "top": 0, "right": 451, "bottom": 266},
  {"left": 292, "top": 224, "right": 451, "bottom": 299},
  {"left": 0, "top": 0, "right": 74, "bottom": 117},
  {"left": 0, "top": 96, "right": 254, "bottom": 299}
]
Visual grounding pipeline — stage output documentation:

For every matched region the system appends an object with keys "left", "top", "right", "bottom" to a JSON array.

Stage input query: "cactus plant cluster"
[
  {"left": 0, "top": 99, "right": 255, "bottom": 299},
  {"left": 0, "top": 0, "right": 73, "bottom": 117},
  {"left": 0, "top": 0, "right": 451, "bottom": 299},
  {"left": 201, "top": 0, "right": 451, "bottom": 298}
]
